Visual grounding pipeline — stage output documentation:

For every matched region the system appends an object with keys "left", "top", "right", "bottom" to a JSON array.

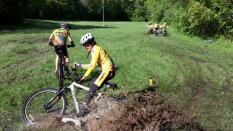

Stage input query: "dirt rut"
[{"left": 27, "top": 91, "right": 204, "bottom": 131}]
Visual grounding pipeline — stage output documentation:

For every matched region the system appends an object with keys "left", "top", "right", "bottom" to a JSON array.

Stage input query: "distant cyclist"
[
  {"left": 160, "top": 22, "right": 168, "bottom": 33},
  {"left": 147, "top": 23, "right": 154, "bottom": 34},
  {"left": 154, "top": 24, "right": 159, "bottom": 30},
  {"left": 73, "top": 33, "right": 116, "bottom": 117},
  {"left": 48, "top": 22, "right": 75, "bottom": 74}
]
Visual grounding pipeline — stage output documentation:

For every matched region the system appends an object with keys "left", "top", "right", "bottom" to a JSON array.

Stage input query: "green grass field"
[{"left": 0, "top": 19, "right": 233, "bottom": 130}]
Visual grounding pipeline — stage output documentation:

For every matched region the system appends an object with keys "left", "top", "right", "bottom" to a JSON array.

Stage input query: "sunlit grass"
[{"left": 0, "top": 19, "right": 233, "bottom": 130}]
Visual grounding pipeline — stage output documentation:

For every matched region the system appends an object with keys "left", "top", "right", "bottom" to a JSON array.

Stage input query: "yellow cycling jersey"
[
  {"left": 82, "top": 45, "right": 115, "bottom": 78},
  {"left": 147, "top": 25, "right": 154, "bottom": 29},
  {"left": 49, "top": 28, "right": 72, "bottom": 46}
]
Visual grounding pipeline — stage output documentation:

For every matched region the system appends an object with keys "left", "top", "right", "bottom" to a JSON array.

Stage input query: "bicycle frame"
[
  {"left": 43, "top": 80, "right": 90, "bottom": 115},
  {"left": 44, "top": 67, "right": 112, "bottom": 117},
  {"left": 67, "top": 81, "right": 90, "bottom": 114}
]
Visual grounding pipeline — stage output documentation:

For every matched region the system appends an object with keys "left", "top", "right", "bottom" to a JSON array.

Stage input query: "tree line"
[
  {"left": 144, "top": 0, "right": 232, "bottom": 39},
  {"left": 0, "top": 0, "right": 232, "bottom": 39},
  {"left": 0, "top": 0, "right": 134, "bottom": 23}
]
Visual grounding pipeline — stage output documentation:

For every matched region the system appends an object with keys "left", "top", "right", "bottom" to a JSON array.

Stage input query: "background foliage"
[
  {"left": 1, "top": 0, "right": 232, "bottom": 39},
  {"left": 145, "top": 0, "right": 232, "bottom": 39}
]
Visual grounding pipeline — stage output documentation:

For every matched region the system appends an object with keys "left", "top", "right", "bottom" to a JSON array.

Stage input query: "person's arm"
[
  {"left": 67, "top": 32, "right": 75, "bottom": 47},
  {"left": 48, "top": 31, "right": 54, "bottom": 46},
  {"left": 79, "top": 64, "right": 91, "bottom": 69},
  {"left": 82, "top": 48, "right": 100, "bottom": 80}
]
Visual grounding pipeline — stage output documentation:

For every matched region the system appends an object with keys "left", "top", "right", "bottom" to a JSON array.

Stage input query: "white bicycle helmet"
[{"left": 80, "top": 33, "right": 95, "bottom": 45}]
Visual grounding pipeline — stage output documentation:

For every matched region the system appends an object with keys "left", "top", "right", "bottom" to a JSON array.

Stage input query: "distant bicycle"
[
  {"left": 154, "top": 27, "right": 167, "bottom": 36},
  {"left": 22, "top": 67, "right": 117, "bottom": 125},
  {"left": 50, "top": 45, "right": 74, "bottom": 88}
]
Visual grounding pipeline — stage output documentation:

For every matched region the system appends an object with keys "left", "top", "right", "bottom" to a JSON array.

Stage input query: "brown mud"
[{"left": 27, "top": 91, "right": 204, "bottom": 131}]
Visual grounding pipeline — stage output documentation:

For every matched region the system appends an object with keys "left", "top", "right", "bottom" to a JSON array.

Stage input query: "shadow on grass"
[{"left": 0, "top": 19, "right": 116, "bottom": 34}]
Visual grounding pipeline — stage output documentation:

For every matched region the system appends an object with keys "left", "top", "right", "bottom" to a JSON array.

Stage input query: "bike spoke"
[{"left": 22, "top": 88, "right": 67, "bottom": 124}]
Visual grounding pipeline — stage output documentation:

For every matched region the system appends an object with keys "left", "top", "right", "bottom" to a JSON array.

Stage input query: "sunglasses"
[{"left": 83, "top": 44, "right": 91, "bottom": 47}]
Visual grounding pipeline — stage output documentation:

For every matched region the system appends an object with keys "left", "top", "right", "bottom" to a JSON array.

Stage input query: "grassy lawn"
[{"left": 0, "top": 19, "right": 233, "bottom": 130}]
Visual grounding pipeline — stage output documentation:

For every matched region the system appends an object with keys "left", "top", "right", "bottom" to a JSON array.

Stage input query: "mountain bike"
[
  {"left": 22, "top": 67, "right": 117, "bottom": 126},
  {"left": 155, "top": 27, "right": 167, "bottom": 36}
]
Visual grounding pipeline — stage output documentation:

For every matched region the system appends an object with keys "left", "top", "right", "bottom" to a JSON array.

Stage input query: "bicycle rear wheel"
[
  {"left": 22, "top": 88, "right": 67, "bottom": 125},
  {"left": 57, "top": 57, "right": 65, "bottom": 88}
]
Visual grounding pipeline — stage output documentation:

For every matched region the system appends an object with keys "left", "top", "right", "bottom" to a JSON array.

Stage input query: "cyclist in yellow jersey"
[
  {"left": 162, "top": 22, "right": 168, "bottom": 32},
  {"left": 147, "top": 23, "right": 154, "bottom": 34},
  {"left": 73, "top": 33, "right": 116, "bottom": 117},
  {"left": 48, "top": 22, "right": 75, "bottom": 74}
]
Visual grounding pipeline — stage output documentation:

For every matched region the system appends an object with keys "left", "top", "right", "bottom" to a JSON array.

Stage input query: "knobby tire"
[{"left": 22, "top": 88, "right": 67, "bottom": 125}]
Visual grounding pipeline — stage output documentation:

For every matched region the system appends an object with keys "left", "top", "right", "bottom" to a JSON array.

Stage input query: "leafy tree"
[
  {"left": 145, "top": 0, "right": 232, "bottom": 39},
  {"left": 0, "top": 0, "right": 25, "bottom": 24},
  {"left": 146, "top": 0, "right": 163, "bottom": 22},
  {"left": 1, "top": 0, "right": 232, "bottom": 39},
  {"left": 187, "top": 1, "right": 217, "bottom": 37},
  {"left": 210, "top": 0, "right": 233, "bottom": 38},
  {"left": 186, "top": 0, "right": 232, "bottom": 38},
  {"left": 131, "top": 0, "right": 147, "bottom": 21}
]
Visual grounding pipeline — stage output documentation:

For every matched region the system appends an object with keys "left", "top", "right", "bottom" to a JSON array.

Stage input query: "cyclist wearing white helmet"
[
  {"left": 48, "top": 22, "right": 75, "bottom": 74},
  {"left": 73, "top": 32, "right": 116, "bottom": 117}
]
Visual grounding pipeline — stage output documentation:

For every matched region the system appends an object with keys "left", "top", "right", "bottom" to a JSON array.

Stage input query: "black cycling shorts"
[{"left": 54, "top": 45, "right": 68, "bottom": 57}]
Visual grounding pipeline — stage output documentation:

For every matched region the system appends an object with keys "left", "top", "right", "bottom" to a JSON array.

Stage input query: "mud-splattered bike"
[{"left": 21, "top": 67, "right": 117, "bottom": 126}]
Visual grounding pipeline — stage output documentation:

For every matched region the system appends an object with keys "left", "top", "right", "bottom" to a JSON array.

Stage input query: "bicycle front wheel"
[{"left": 22, "top": 88, "right": 67, "bottom": 125}]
